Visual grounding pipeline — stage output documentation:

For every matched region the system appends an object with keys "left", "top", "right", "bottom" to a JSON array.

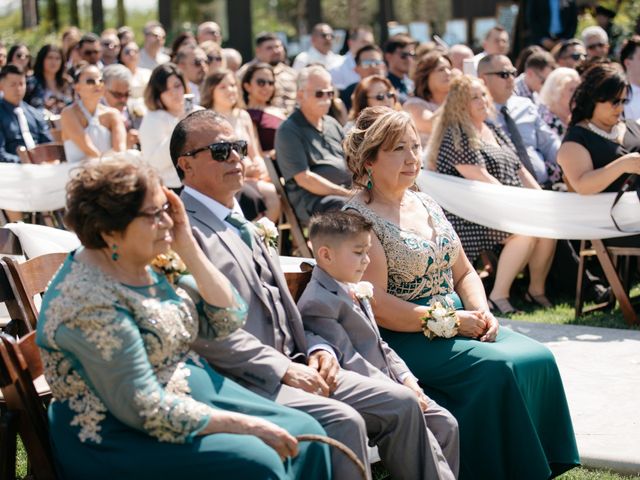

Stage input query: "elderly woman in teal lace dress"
[
  {"left": 344, "top": 107, "right": 579, "bottom": 480},
  {"left": 36, "top": 158, "right": 331, "bottom": 480}
]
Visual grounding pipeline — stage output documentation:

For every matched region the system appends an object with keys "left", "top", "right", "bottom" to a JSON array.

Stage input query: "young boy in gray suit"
[{"left": 298, "top": 210, "right": 460, "bottom": 478}]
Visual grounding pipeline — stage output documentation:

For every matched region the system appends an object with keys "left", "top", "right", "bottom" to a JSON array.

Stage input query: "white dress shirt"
[
  {"left": 292, "top": 46, "right": 342, "bottom": 72},
  {"left": 329, "top": 52, "right": 359, "bottom": 90},
  {"left": 625, "top": 83, "right": 640, "bottom": 122}
]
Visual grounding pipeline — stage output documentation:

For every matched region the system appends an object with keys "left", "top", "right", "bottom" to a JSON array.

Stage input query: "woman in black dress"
[
  {"left": 558, "top": 62, "right": 640, "bottom": 247},
  {"left": 428, "top": 75, "right": 557, "bottom": 314}
]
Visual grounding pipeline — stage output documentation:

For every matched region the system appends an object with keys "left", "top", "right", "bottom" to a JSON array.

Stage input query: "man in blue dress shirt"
[
  {"left": 0, "top": 65, "right": 52, "bottom": 163},
  {"left": 478, "top": 54, "right": 560, "bottom": 188}
]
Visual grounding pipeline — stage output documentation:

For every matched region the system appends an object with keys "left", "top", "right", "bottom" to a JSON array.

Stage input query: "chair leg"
[
  {"left": 575, "top": 241, "right": 587, "bottom": 318},
  {"left": 0, "top": 409, "right": 17, "bottom": 480}
]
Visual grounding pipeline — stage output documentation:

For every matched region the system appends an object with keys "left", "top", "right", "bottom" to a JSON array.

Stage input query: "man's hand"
[
  {"left": 308, "top": 350, "right": 340, "bottom": 393},
  {"left": 403, "top": 377, "right": 429, "bottom": 412},
  {"left": 282, "top": 362, "right": 330, "bottom": 396}
]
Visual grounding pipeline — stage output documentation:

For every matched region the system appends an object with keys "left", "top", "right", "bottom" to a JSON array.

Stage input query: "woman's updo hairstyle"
[
  {"left": 344, "top": 106, "right": 418, "bottom": 196},
  {"left": 64, "top": 158, "right": 160, "bottom": 249}
]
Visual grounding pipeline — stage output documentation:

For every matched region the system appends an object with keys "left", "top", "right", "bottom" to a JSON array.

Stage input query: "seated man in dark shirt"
[
  {"left": 275, "top": 65, "right": 351, "bottom": 224},
  {"left": 340, "top": 44, "right": 387, "bottom": 112},
  {"left": 0, "top": 65, "right": 52, "bottom": 163}
]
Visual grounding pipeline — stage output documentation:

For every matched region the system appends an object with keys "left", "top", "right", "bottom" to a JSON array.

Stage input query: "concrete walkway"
[{"left": 502, "top": 319, "right": 640, "bottom": 475}]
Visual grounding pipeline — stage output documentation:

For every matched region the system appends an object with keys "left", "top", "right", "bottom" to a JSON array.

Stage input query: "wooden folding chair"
[
  {"left": 2, "top": 253, "right": 66, "bottom": 332},
  {"left": 16, "top": 144, "right": 66, "bottom": 165},
  {"left": 0, "top": 332, "right": 56, "bottom": 480},
  {"left": 281, "top": 257, "right": 315, "bottom": 302},
  {"left": 0, "top": 230, "right": 25, "bottom": 336},
  {"left": 575, "top": 239, "right": 639, "bottom": 325},
  {"left": 263, "top": 155, "right": 312, "bottom": 257}
]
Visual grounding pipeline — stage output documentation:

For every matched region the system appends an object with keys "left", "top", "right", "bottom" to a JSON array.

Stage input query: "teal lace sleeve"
[{"left": 176, "top": 275, "right": 248, "bottom": 340}]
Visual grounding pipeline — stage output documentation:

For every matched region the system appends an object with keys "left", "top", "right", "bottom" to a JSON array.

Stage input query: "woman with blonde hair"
[
  {"left": 427, "top": 75, "right": 557, "bottom": 314},
  {"left": 344, "top": 106, "right": 578, "bottom": 480}
]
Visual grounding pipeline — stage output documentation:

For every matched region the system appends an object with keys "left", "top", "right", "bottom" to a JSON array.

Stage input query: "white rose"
[
  {"left": 426, "top": 319, "right": 446, "bottom": 337},
  {"left": 255, "top": 218, "right": 279, "bottom": 239},
  {"left": 354, "top": 281, "right": 374, "bottom": 299},
  {"left": 431, "top": 306, "right": 448, "bottom": 322}
]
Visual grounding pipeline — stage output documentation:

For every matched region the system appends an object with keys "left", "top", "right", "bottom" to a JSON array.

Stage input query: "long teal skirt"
[
  {"left": 49, "top": 361, "right": 332, "bottom": 480},
  {"left": 380, "top": 294, "right": 580, "bottom": 480}
]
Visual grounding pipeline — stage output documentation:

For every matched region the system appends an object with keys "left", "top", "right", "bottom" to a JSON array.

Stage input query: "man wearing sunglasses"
[
  {"left": 340, "top": 44, "right": 387, "bottom": 111},
  {"left": 582, "top": 25, "right": 610, "bottom": 60},
  {"left": 176, "top": 45, "right": 209, "bottom": 106},
  {"left": 383, "top": 34, "right": 417, "bottom": 104},
  {"left": 552, "top": 39, "right": 586, "bottom": 69},
  {"left": 172, "top": 109, "right": 458, "bottom": 480},
  {"left": 292, "top": 23, "right": 342, "bottom": 72},
  {"left": 479, "top": 54, "right": 560, "bottom": 188},
  {"left": 329, "top": 26, "right": 374, "bottom": 90},
  {"left": 621, "top": 35, "right": 640, "bottom": 122},
  {"left": 513, "top": 51, "right": 556, "bottom": 105},
  {"left": 275, "top": 65, "right": 352, "bottom": 224},
  {"left": 100, "top": 30, "right": 121, "bottom": 67},
  {"left": 79, "top": 33, "right": 104, "bottom": 69},
  {"left": 102, "top": 64, "right": 141, "bottom": 149},
  {"left": 0, "top": 65, "right": 52, "bottom": 163}
]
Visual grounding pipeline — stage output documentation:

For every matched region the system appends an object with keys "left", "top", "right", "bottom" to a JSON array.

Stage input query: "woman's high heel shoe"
[
  {"left": 487, "top": 297, "right": 520, "bottom": 315},
  {"left": 524, "top": 291, "right": 553, "bottom": 309}
]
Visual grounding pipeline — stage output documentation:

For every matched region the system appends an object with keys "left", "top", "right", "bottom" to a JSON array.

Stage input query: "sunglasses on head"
[
  {"left": 359, "top": 59, "right": 385, "bottom": 67},
  {"left": 84, "top": 77, "right": 103, "bottom": 85},
  {"left": 368, "top": 91, "right": 396, "bottom": 101},
  {"left": 181, "top": 140, "right": 248, "bottom": 161},
  {"left": 399, "top": 51, "right": 416, "bottom": 60},
  {"left": 487, "top": 70, "right": 517, "bottom": 79},
  {"left": 256, "top": 78, "right": 275, "bottom": 87},
  {"left": 314, "top": 89, "right": 335, "bottom": 99},
  {"left": 587, "top": 42, "right": 607, "bottom": 50}
]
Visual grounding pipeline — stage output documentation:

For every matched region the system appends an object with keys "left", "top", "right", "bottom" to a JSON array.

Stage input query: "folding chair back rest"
[
  {"left": 0, "top": 332, "right": 57, "bottom": 479},
  {"left": 0, "top": 230, "right": 22, "bottom": 257},
  {"left": 263, "top": 155, "right": 312, "bottom": 257},
  {"left": 17, "top": 143, "right": 66, "bottom": 165},
  {"left": 3, "top": 253, "right": 66, "bottom": 331}
]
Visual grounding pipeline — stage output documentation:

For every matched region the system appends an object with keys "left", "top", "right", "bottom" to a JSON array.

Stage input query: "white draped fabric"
[
  {"left": 416, "top": 171, "right": 640, "bottom": 240},
  {"left": 0, "top": 162, "right": 75, "bottom": 212},
  {"left": 3, "top": 222, "right": 80, "bottom": 258}
]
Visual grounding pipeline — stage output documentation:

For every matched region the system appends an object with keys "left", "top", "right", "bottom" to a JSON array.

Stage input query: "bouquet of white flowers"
[{"left": 420, "top": 302, "right": 459, "bottom": 340}]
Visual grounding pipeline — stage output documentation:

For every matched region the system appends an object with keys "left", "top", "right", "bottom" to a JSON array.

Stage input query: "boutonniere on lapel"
[
  {"left": 420, "top": 302, "right": 459, "bottom": 340},
  {"left": 254, "top": 217, "right": 279, "bottom": 249},
  {"left": 352, "top": 281, "right": 374, "bottom": 301},
  {"left": 151, "top": 250, "right": 188, "bottom": 284}
]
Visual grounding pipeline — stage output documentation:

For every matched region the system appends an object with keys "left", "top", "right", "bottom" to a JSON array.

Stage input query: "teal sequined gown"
[
  {"left": 36, "top": 252, "right": 331, "bottom": 480},
  {"left": 348, "top": 192, "right": 579, "bottom": 480}
]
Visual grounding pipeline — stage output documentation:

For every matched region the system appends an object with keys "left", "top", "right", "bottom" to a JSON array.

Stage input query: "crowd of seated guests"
[{"left": 4, "top": 13, "right": 640, "bottom": 476}]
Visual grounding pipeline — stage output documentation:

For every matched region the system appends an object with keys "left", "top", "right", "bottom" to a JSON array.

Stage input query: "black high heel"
[
  {"left": 524, "top": 291, "right": 553, "bottom": 309},
  {"left": 487, "top": 298, "right": 521, "bottom": 315}
]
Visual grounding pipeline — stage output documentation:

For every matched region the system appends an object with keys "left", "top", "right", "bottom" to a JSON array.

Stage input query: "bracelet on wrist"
[{"left": 420, "top": 302, "right": 459, "bottom": 340}]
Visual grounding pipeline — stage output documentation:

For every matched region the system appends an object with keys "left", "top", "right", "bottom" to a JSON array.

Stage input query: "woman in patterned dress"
[
  {"left": 427, "top": 75, "right": 557, "bottom": 314},
  {"left": 344, "top": 107, "right": 579, "bottom": 480},
  {"left": 36, "top": 158, "right": 331, "bottom": 480}
]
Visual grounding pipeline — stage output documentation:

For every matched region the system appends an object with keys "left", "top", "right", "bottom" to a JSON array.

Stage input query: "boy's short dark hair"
[
  {"left": 309, "top": 211, "right": 373, "bottom": 248},
  {"left": 0, "top": 64, "right": 25, "bottom": 81}
]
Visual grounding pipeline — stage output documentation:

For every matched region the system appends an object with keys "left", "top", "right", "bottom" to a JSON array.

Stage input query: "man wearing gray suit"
[{"left": 170, "top": 109, "right": 457, "bottom": 479}]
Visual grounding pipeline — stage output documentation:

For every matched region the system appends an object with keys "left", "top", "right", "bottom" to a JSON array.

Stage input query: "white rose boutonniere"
[
  {"left": 421, "top": 301, "right": 459, "bottom": 340},
  {"left": 353, "top": 281, "right": 374, "bottom": 301},
  {"left": 254, "top": 217, "right": 279, "bottom": 248}
]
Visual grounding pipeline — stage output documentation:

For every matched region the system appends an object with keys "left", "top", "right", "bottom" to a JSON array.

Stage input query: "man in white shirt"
[
  {"left": 329, "top": 26, "right": 374, "bottom": 90},
  {"left": 176, "top": 45, "right": 208, "bottom": 106},
  {"left": 621, "top": 35, "right": 640, "bottom": 122},
  {"left": 292, "top": 23, "right": 342, "bottom": 72},
  {"left": 197, "top": 21, "right": 222, "bottom": 45},
  {"left": 139, "top": 21, "right": 170, "bottom": 70},
  {"left": 472, "top": 25, "right": 510, "bottom": 72}
]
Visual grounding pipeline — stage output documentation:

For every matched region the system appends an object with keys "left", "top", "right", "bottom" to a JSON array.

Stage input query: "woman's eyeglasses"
[
  {"left": 15, "top": 53, "right": 30, "bottom": 60},
  {"left": 486, "top": 70, "right": 517, "bottom": 79},
  {"left": 83, "top": 77, "right": 104, "bottom": 85},
  {"left": 123, "top": 48, "right": 139, "bottom": 56},
  {"left": 137, "top": 202, "right": 171, "bottom": 224},
  {"left": 367, "top": 91, "right": 396, "bottom": 101},
  {"left": 181, "top": 140, "right": 248, "bottom": 161},
  {"left": 255, "top": 78, "right": 275, "bottom": 87},
  {"left": 314, "top": 89, "right": 335, "bottom": 99}
]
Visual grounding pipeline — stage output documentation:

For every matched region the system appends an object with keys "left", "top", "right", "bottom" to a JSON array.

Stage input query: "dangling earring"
[
  {"left": 366, "top": 168, "right": 373, "bottom": 190},
  {"left": 111, "top": 244, "right": 119, "bottom": 261}
]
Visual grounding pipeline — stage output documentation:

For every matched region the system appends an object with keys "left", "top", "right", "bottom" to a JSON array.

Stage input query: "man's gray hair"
[
  {"left": 103, "top": 64, "right": 132, "bottom": 87},
  {"left": 582, "top": 26, "right": 608, "bottom": 45},
  {"left": 297, "top": 64, "right": 331, "bottom": 91}
]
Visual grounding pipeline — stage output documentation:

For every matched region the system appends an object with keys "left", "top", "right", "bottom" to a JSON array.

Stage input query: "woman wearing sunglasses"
[
  {"left": 7, "top": 43, "right": 32, "bottom": 75},
  {"left": 201, "top": 69, "right": 280, "bottom": 221},
  {"left": 404, "top": 50, "right": 454, "bottom": 148},
  {"left": 346, "top": 75, "right": 398, "bottom": 131},
  {"left": 241, "top": 62, "right": 287, "bottom": 156},
  {"left": 139, "top": 63, "right": 201, "bottom": 188},
  {"left": 118, "top": 41, "right": 151, "bottom": 99},
  {"left": 60, "top": 62, "right": 126, "bottom": 163}
]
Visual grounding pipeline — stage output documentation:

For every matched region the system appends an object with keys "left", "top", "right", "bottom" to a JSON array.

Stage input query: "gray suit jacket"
[
  {"left": 298, "top": 266, "right": 413, "bottom": 384},
  {"left": 182, "top": 190, "right": 328, "bottom": 394}
]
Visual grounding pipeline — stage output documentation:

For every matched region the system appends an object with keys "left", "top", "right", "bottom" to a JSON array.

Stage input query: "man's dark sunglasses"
[
  {"left": 314, "top": 89, "right": 335, "bottom": 99},
  {"left": 486, "top": 70, "right": 517, "bottom": 79},
  {"left": 256, "top": 78, "right": 275, "bottom": 87},
  {"left": 399, "top": 52, "right": 416, "bottom": 60},
  {"left": 108, "top": 90, "right": 130, "bottom": 99},
  {"left": 181, "top": 140, "right": 248, "bottom": 161},
  {"left": 565, "top": 53, "right": 586, "bottom": 61}
]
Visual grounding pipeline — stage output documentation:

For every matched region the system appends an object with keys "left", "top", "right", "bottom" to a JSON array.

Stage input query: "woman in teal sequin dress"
[
  {"left": 36, "top": 159, "right": 331, "bottom": 480},
  {"left": 344, "top": 107, "right": 579, "bottom": 479}
]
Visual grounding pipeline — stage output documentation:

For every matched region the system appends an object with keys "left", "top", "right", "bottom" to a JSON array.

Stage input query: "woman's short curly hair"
[
  {"left": 64, "top": 158, "right": 160, "bottom": 249},
  {"left": 344, "top": 106, "right": 418, "bottom": 196}
]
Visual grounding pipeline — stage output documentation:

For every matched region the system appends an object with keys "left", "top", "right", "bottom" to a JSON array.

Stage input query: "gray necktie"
[
  {"left": 225, "top": 211, "right": 254, "bottom": 248},
  {"left": 14, "top": 106, "right": 36, "bottom": 150},
  {"left": 500, "top": 105, "right": 536, "bottom": 177}
]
